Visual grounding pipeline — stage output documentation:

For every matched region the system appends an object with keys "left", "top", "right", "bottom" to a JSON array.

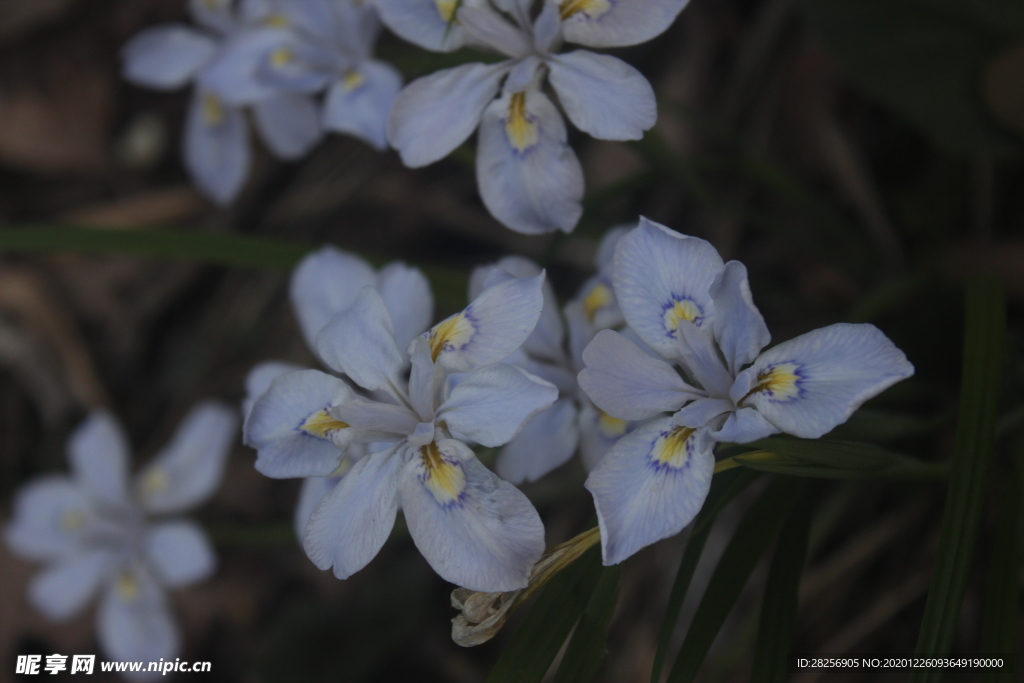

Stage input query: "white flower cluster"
[{"left": 121, "top": 0, "right": 693, "bottom": 233}]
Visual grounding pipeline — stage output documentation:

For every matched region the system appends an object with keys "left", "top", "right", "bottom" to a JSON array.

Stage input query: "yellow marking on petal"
[
  {"left": 263, "top": 13, "right": 291, "bottom": 28},
  {"left": 269, "top": 46, "right": 293, "bottom": 69},
  {"left": 140, "top": 468, "right": 169, "bottom": 498},
  {"left": 116, "top": 572, "right": 139, "bottom": 601},
  {"left": 342, "top": 70, "right": 365, "bottom": 91},
  {"left": 663, "top": 298, "right": 701, "bottom": 335},
  {"left": 743, "top": 363, "right": 802, "bottom": 403},
  {"left": 651, "top": 426, "right": 695, "bottom": 469},
  {"left": 597, "top": 410, "right": 627, "bottom": 438},
  {"left": 435, "top": 0, "right": 457, "bottom": 22},
  {"left": 427, "top": 312, "right": 474, "bottom": 361},
  {"left": 420, "top": 442, "right": 466, "bottom": 505},
  {"left": 202, "top": 92, "right": 223, "bottom": 126},
  {"left": 582, "top": 283, "right": 613, "bottom": 323},
  {"left": 505, "top": 92, "right": 538, "bottom": 152},
  {"left": 60, "top": 510, "right": 84, "bottom": 531},
  {"left": 301, "top": 410, "right": 349, "bottom": 440},
  {"left": 560, "top": 0, "right": 612, "bottom": 21}
]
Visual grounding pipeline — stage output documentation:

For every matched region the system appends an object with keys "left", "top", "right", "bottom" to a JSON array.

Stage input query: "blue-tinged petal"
[
  {"left": 564, "top": 300, "right": 595, "bottom": 373},
  {"left": 558, "top": 0, "right": 690, "bottom": 48},
  {"left": 533, "top": 1, "right": 562, "bottom": 52},
  {"left": 293, "top": 473, "right": 344, "bottom": 539},
  {"left": 477, "top": 86, "right": 584, "bottom": 235},
  {"left": 547, "top": 50, "right": 656, "bottom": 141},
  {"left": 189, "top": 0, "right": 236, "bottom": 34},
  {"left": 98, "top": 565, "right": 179, "bottom": 668},
  {"left": 28, "top": 549, "right": 115, "bottom": 621},
  {"left": 503, "top": 54, "right": 543, "bottom": 93},
  {"left": 439, "top": 363, "right": 559, "bottom": 447},
  {"left": 399, "top": 440, "right": 545, "bottom": 591},
  {"left": 388, "top": 61, "right": 509, "bottom": 168},
  {"left": 733, "top": 323, "right": 914, "bottom": 439},
  {"left": 712, "top": 407, "right": 777, "bottom": 443},
  {"left": 577, "top": 400, "right": 639, "bottom": 471},
  {"left": 316, "top": 287, "right": 405, "bottom": 393},
  {"left": 474, "top": 257, "right": 565, "bottom": 362},
  {"left": 495, "top": 398, "right": 579, "bottom": 484},
  {"left": 596, "top": 224, "right": 630, "bottom": 273},
  {"left": 242, "top": 360, "right": 304, "bottom": 423},
  {"left": 302, "top": 445, "right": 403, "bottom": 579},
  {"left": 68, "top": 411, "right": 131, "bottom": 507},
  {"left": 136, "top": 401, "right": 237, "bottom": 514},
  {"left": 323, "top": 60, "right": 403, "bottom": 151},
  {"left": 578, "top": 329, "right": 700, "bottom": 421},
  {"left": 377, "top": 262, "right": 434, "bottom": 352},
  {"left": 143, "top": 521, "right": 215, "bottom": 588},
  {"left": 611, "top": 218, "right": 724, "bottom": 358},
  {"left": 374, "top": 0, "right": 473, "bottom": 52},
  {"left": 407, "top": 337, "right": 439, "bottom": 422},
  {"left": 254, "top": 92, "right": 323, "bottom": 160},
  {"left": 572, "top": 274, "right": 622, "bottom": 332},
  {"left": 246, "top": 370, "right": 355, "bottom": 478},
  {"left": 336, "top": 398, "right": 419, "bottom": 436},
  {"left": 672, "top": 397, "right": 732, "bottom": 428},
  {"left": 425, "top": 273, "right": 545, "bottom": 372},
  {"left": 329, "top": 0, "right": 383, "bottom": 59},
  {"left": 710, "top": 260, "right": 770, "bottom": 375},
  {"left": 121, "top": 25, "right": 216, "bottom": 90},
  {"left": 457, "top": 6, "right": 532, "bottom": 58},
  {"left": 183, "top": 90, "right": 250, "bottom": 205},
  {"left": 584, "top": 417, "right": 714, "bottom": 565},
  {"left": 196, "top": 27, "right": 289, "bottom": 104},
  {"left": 4, "top": 477, "right": 96, "bottom": 561},
  {"left": 289, "top": 246, "right": 377, "bottom": 350},
  {"left": 674, "top": 319, "right": 734, "bottom": 397}
]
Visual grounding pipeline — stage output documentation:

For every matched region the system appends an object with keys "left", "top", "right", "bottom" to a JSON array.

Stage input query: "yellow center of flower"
[
  {"left": 651, "top": 426, "right": 696, "bottom": 469},
  {"left": 427, "top": 313, "right": 474, "bottom": 361},
  {"left": 202, "top": 92, "right": 223, "bottom": 126},
  {"left": 435, "top": 0, "right": 458, "bottom": 22},
  {"left": 300, "top": 409, "right": 349, "bottom": 439},
  {"left": 342, "top": 70, "right": 365, "bottom": 91},
  {"left": 560, "top": 0, "right": 612, "bottom": 20},
  {"left": 744, "top": 363, "right": 802, "bottom": 403},
  {"left": 582, "top": 283, "right": 613, "bottom": 323},
  {"left": 116, "top": 572, "right": 139, "bottom": 601},
  {"left": 140, "top": 468, "right": 168, "bottom": 497},
  {"left": 505, "top": 92, "right": 538, "bottom": 152},
  {"left": 663, "top": 298, "right": 701, "bottom": 336},
  {"left": 420, "top": 442, "right": 466, "bottom": 505},
  {"left": 263, "top": 13, "right": 291, "bottom": 28},
  {"left": 269, "top": 47, "right": 293, "bottom": 69},
  {"left": 60, "top": 510, "right": 84, "bottom": 531},
  {"left": 597, "top": 410, "right": 627, "bottom": 438}
]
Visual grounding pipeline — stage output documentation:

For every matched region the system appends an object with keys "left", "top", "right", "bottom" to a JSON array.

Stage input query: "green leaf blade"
[{"left": 551, "top": 564, "right": 623, "bottom": 683}]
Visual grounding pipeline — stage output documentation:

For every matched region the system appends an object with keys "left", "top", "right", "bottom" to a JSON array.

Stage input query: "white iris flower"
[
  {"left": 244, "top": 272, "right": 559, "bottom": 591},
  {"left": 383, "top": 0, "right": 691, "bottom": 234},
  {"left": 241, "top": 246, "right": 434, "bottom": 538},
  {"left": 579, "top": 218, "right": 915, "bottom": 565},
  {"left": 5, "top": 404, "right": 237, "bottom": 676}
]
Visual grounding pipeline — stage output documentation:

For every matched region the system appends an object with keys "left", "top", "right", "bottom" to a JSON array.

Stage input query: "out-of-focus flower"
[
  {"left": 241, "top": 246, "right": 433, "bottom": 538},
  {"left": 470, "top": 227, "right": 641, "bottom": 483},
  {"left": 580, "top": 218, "right": 915, "bottom": 565},
  {"left": 245, "top": 273, "right": 558, "bottom": 591},
  {"left": 5, "top": 404, "right": 236, "bottom": 679},
  {"left": 383, "top": 0, "right": 691, "bottom": 234}
]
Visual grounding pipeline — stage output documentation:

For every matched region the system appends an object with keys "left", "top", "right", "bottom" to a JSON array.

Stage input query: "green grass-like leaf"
[
  {"left": 551, "top": 564, "right": 623, "bottom": 683},
  {"left": 666, "top": 476, "right": 806, "bottom": 683},
  {"left": 651, "top": 468, "right": 759, "bottom": 683},
  {"left": 731, "top": 437, "right": 948, "bottom": 480},
  {"left": 911, "top": 277, "right": 1006, "bottom": 683}
]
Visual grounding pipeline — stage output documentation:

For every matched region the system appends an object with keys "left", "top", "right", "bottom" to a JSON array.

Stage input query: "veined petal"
[
  {"left": 377, "top": 261, "right": 434, "bottom": 351},
  {"left": 242, "top": 360, "right": 304, "bottom": 423},
  {"left": 254, "top": 92, "right": 323, "bottom": 160},
  {"left": 399, "top": 440, "right": 544, "bottom": 591},
  {"left": 387, "top": 62, "right": 509, "bottom": 168},
  {"left": 293, "top": 473, "right": 343, "bottom": 539},
  {"left": 558, "top": 0, "right": 690, "bottom": 48},
  {"left": 712, "top": 407, "right": 778, "bottom": 443},
  {"left": 533, "top": 1, "right": 562, "bottom": 52},
  {"left": 246, "top": 370, "right": 355, "bottom": 478},
  {"left": 121, "top": 25, "right": 215, "bottom": 90},
  {"left": 439, "top": 363, "right": 559, "bottom": 448},
  {"left": 596, "top": 225, "right": 630, "bottom": 273},
  {"left": 710, "top": 260, "right": 770, "bottom": 375},
  {"left": 585, "top": 417, "right": 714, "bottom": 565},
  {"left": 457, "top": 6, "right": 532, "bottom": 58},
  {"left": 136, "top": 401, "right": 237, "bottom": 514},
  {"left": 477, "top": 87, "right": 584, "bottom": 235},
  {"left": 316, "top": 287, "right": 405, "bottom": 393},
  {"left": 324, "top": 60, "right": 403, "bottom": 151},
  {"left": 196, "top": 27, "right": 288, "bottom": 104},
  {"left": 336, "top": 398, "right": 419, "bottom": 436},
  {"left": 408, "top": 337, "right": 440, "bottom": 422},
  {"left": 302, "top": 445, "right": 402, "bottom": 579},
  {"left": 4, "top": 477, "right": 96, "bottom": 561},
  {"left": 578, "top": 400, "right": 638, "bottom": 471},
  {"left": 289, "top": 246, "right": 376, "bottom": 351},
  {"left": 68, "top": 411, "right": 131, "bottom": 507},
  {"left": 579, "top": 329, "right": 699, "bottom": 421},
  {"left": 98, "top": 565, "right": 179, "bottom": 666},
  {"left": 547, "top": 50, "right": 656, "bottom": 140},
  {"left": 733, "top": 323, "right": 914, "bottom": 439},
  {"left": 184, "top": 90, "right": 250, "bottom": 205},
  {"left": 672, "top": 397, "right": 733, "bottom": 428},
  {"left": 425, "top": 273, "right": 545, "bottom": 372},
  {"left": 495, "top": 398, "right": 579, "bottom": 484},
  {"left": 674, "top": 319, "right": 734, "bottom": 398},
  {"left": 144, "top": 521, "right": 216, "bottom": 588},
  {"left": 28, "top": 549, "right": 115, "bottom": 621},
  {"left": 612, "top": 218, "right": 724, "bottom": 358},
  {"left": 375, "top": 0, "right": 474, "bottom": 52}
]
